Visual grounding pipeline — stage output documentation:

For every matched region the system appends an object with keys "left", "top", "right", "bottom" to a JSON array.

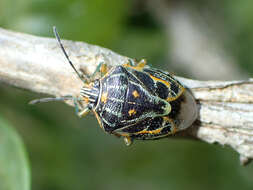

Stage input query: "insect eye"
[{"left": 88, "top": 103, "right": 93, "bottom": 109}]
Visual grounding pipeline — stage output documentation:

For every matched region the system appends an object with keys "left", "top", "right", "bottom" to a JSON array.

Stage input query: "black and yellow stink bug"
[{"left": 31, "top": 27, "right": 198, "bottom": 146}]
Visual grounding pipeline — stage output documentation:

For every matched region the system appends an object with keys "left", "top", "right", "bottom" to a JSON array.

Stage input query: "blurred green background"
[{"left": 1, "top": 0, "right": 253, "bottom": 190}]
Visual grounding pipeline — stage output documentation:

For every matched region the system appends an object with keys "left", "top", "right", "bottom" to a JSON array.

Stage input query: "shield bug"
[{"left": 30, "top": 27, "right": 198, "bottom": 146}]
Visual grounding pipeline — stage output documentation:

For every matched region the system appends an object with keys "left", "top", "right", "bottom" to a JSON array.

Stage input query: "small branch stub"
[{"left": 0, "top": 27, "right": 253, "bottom": 165}]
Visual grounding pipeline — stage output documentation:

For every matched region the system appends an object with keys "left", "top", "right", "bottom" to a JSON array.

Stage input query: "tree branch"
[{"left": 1, "top": 27, "right": 252, "bottom": 165}]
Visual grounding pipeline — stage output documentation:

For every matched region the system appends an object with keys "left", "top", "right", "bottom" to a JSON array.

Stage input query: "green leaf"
[{"left": 0, "top": 117, "right": 31, "bottom": 190}]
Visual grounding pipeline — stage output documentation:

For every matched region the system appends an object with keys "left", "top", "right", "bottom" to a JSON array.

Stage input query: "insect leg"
[
  {"left": 72, "top": 96, "right": 81, "bottom": 114},
  {"left": 90, "top": 61, "right": 108, "bottom": 78},
  {"left": 100, "top": 62, "right": 108, "bottom": 76},
  {"left": 135, "top": 58, "right": 147, "bottom": 68},
  {"left": 123, "top": 58, "right": 147, "bottom": 71},
  {"left": 124, "top": 136, "right": 133, "bottom": 146},
  {"left": 70, "top": 96, "right": 91, "bottom": 117},
  {"left": 128, "top": 59, "right": 136, "bottom": 66},
  {"left": 77, "top": 107, "right": 90, "bottom": 117}
]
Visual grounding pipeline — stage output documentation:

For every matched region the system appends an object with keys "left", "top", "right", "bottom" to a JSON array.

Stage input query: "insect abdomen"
[{"left": 94, "top": 66, "right": 172, "bottom": 134}]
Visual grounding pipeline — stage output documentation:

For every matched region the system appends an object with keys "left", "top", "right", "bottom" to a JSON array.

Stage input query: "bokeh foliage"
[
  {"left": 0, "top": 118, "right": 30, "bottom": 190},
  {"left": 1, "top": 0, "right": 253, "bottom": 190}
]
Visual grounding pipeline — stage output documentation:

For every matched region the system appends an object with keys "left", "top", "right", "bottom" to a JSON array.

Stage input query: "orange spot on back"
[
  {"left": 132, "top": 90, "right": 140, "bottom": 98},
  {"left": 101, "top": 92, "right": 108, "bottom": 103},
  {"left": 128, "top": 109, "right": 137, "bottom": 116},
  {"left": 136, "top": 128, "right": 162, "bottom": 135},
  {"left": 149, "top": 75, "right": 171, "bottom": 88}
]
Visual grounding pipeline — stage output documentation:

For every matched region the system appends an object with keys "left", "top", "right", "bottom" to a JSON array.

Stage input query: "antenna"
[
  {"left": 53, "top": 26, "right": 84, "bottom": 81},
  {"left": 29, "top": 95, "right": 74, "bottom": 105}
]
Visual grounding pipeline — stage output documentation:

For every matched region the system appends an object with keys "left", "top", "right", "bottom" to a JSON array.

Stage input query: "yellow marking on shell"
[
  {"left": 128, "top": 109, "right": 137, "bottom": 116},
  {"left": 101, "top": 92, "right": 108, "bottom": 104},
  {"left": 149, "top": 75, "right": 185, "bottom": 101},
  {"left": 123, "top": 59, "right": 147, "bottom": 71},
  {"left": 132, "top": 90, "right": 140, "bottom": 98},
  {"left": 149, "top": 75, "right": 171, "bottom": 88},
  {"left": 92, "top": 110, "right": 104, "bottom": 131},
  {"left": 166, "top": 86, "right": 185, "bottom": 101},
  {"left": 162, "top": 117, "right": 177, "bottom": 134},
  {"left": 136, "top": 128, "right": 162, "bottom": 135}
]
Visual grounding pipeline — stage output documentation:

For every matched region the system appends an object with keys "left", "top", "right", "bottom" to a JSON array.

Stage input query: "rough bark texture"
[{"left": 0, "top": 27, "right": 252, "bottom": 165}]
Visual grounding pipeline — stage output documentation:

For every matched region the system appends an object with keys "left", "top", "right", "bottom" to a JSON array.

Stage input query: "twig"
[{"left": 0, "top": 27, "right": 252, "bottom": 165}]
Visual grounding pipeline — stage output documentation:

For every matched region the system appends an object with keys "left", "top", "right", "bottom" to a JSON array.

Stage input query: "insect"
[{"left": 30, "top": 27, "right": 198, "bottom": 146}]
